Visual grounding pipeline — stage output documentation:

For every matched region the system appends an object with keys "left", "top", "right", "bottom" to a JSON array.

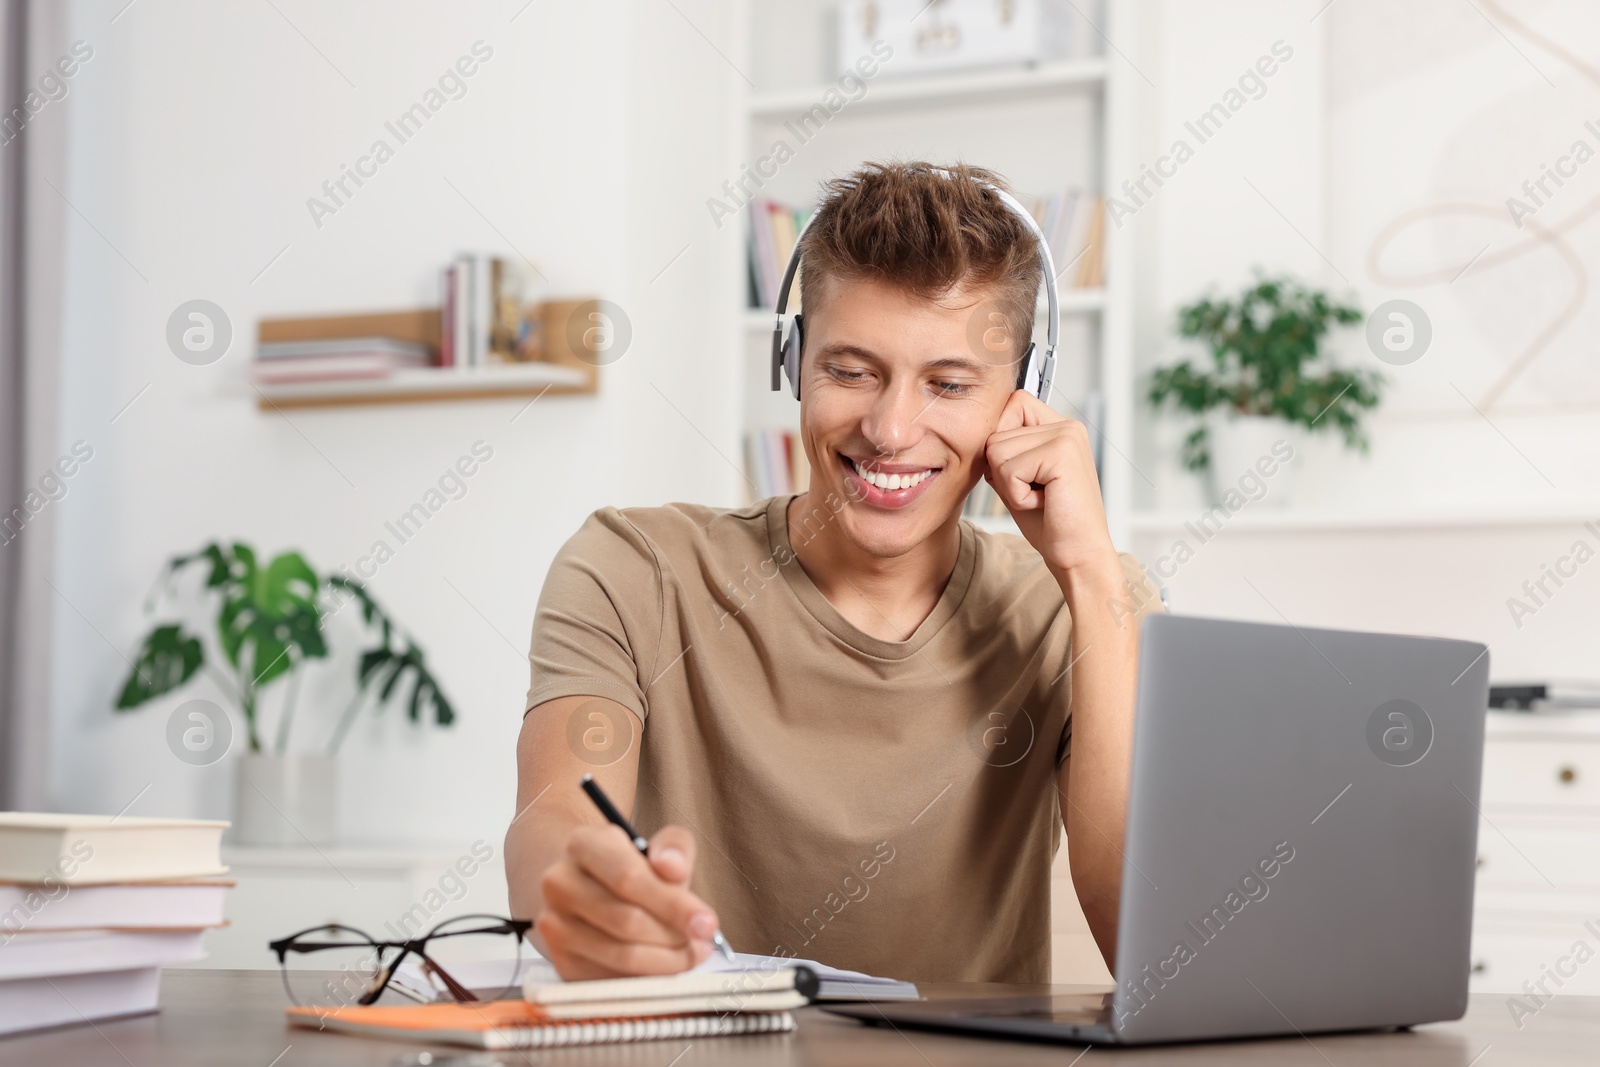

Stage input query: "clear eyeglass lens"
[
  {"left": 280, "top": 925, "right": 389, "bottom": 1010},
  {"left": 415, "top": 915, "right": 526, "bottom": 1002}
]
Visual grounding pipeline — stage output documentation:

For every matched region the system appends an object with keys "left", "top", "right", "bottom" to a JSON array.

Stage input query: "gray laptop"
[{"left": 827, "top": 613, "right": 1490, "bottom": 1046}]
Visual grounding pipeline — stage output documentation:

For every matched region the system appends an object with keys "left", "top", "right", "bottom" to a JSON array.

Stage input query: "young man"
[{"left": 507, "top": 161, "right": 1159, "bottom": 984}]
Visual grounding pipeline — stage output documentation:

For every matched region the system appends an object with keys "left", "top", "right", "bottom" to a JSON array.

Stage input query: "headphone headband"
[{"left": 770, "top": 169, "right": 1059, "bottom": 403}]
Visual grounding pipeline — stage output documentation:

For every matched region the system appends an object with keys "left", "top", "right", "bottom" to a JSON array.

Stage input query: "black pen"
[{"left": 579, "top": 774, "right": 735, "bottom": 961}]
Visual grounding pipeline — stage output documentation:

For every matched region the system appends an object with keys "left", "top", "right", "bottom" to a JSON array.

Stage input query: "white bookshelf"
[
  {"left": 741, "top": 289, "right": 1108, "bottom": 335},
  {"left": 731, "top": 0, "right": 1137, "bottom": 548},
  {"left": 747, "top": 57, "right": 1110, "bottom": 117}
]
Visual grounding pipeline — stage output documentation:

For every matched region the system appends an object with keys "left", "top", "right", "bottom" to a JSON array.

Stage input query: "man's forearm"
[
  {"left": 508, "top": 695, "right": 645, "bottom": 949},
  {"left": 504, "top": 802, "right": 589, "bottom": 948},
  {"left": 1053, "top": 557, "right": 1140, "bottom": 966},
  {"left": 505, "top": 806, "right": 582, "bottom": 921}
]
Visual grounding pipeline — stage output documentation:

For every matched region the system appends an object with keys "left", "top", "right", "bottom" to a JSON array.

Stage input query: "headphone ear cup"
[{"left": 782, "top": 313, "right": 804, "bottom": 399}]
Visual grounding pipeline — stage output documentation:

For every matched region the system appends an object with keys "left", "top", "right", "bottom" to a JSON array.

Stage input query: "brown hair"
[{"left": 797, "top": 160, "right": 1041, "bottom": 359}]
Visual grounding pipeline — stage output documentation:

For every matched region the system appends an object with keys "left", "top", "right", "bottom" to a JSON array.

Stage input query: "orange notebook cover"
[{"left": 286, "top": 999, "right": 796, "bottom": 1050}]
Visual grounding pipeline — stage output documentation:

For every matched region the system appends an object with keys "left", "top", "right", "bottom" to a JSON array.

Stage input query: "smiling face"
[{"left": 798, "top": 275, "right": 1022, "bottom": 558}]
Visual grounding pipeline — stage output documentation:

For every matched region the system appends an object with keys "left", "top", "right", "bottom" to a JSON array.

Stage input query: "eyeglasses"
[{"left": 268, "top": 914, "right": 533, "bottom": 1011}]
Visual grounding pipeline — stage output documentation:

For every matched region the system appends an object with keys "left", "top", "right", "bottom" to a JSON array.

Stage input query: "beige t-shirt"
[{"left": 525, "top": 492, "right": 1160, "bottom": 983}]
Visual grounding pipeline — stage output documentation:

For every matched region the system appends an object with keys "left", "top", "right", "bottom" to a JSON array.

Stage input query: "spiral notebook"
[
  {"left": 287, "top": 998, "right": 796, "bottom": 1050},
  {"left": 287, "top": 967, "right": 813, "bottom": 1050}
]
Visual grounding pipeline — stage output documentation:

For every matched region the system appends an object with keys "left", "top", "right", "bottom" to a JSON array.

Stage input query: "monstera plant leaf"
[
  {"left": 354, "top": 628, "right": 455, "bottom": 727},
  {"left": 187, "top": 544, "right": 327, "bottom": 687},
  {"left": 114, "top": 624, "right": 204, "bottom": 709},
  {"left": 117, "top": 544, "right": 456, "bottom": 756},
  {"left": 332, "top": 575, "right": 455, "bottom": 733}
]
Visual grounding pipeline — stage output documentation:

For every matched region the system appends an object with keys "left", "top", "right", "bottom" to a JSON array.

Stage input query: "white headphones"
[{"left": 770, "top": 169, "right": 1059, "bottom": 403}]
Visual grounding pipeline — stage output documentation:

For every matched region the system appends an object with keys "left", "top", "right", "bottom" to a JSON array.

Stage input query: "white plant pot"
[
  {"left": 233, "top": 753, "right": 337, "bottom": 846},
  {"left": 1204, "top": 412, "right": 1297, "bottom": 508}
]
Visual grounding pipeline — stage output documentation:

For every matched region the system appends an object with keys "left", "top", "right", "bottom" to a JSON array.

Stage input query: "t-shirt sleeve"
[
  {"left": 525, "top": 508, "right": 663, "bottom": 724},
  {"left": 1056, "top": 551, "right": 1167, "bottom": 767}
]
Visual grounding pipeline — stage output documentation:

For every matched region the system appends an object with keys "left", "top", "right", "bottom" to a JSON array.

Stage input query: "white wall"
[
  {"left": 37, "top": 0, "right": 1600, "bottom": 845},
  {"left": 1122, "top": 0, "right": 1600, "bottom": 684},
  {"left": 44, "top": 0, "right": 742, "bottom": 843}
]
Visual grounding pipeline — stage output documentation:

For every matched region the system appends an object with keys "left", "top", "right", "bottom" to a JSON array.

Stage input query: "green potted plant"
[
  {"left": 115, "top": 542, "right": 454, "bottom": 845},
  {"left": 1147, "top": 275, "right": 1382, "bottom": 504}
]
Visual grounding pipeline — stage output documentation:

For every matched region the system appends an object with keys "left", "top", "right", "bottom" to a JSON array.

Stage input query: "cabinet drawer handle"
[
  {"left": 1476, "top": 855, "right": 1486, "bottom": 868},
  {"left": 1558, "top": 765, "right": 1579, "bottom": 785},
  {"left": 1471, "top": 960, "right": 1487, "bottom": 974}
]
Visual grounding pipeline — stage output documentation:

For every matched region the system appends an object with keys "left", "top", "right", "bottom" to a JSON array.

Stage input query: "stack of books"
[
  {"left": 1025, "top": 188, "right": 1105, "bottom": 289},
  {"left": 292, "top": 966, "right": 822, "bottom": 1051},
  {"left": 441, "top": 253, "right": 532, "bottom": 367},
  {"left": 250, "top": 337, "right": 432, "bottom": 384},
  {"left": 746, "top": 199, "right": 813, "bottom": 311},
  {"left": 0, "top": 814, "right": 230, "bottom": 1037},
  {"left": 744, "top": 428, "right": 810, "bottom": 500}
]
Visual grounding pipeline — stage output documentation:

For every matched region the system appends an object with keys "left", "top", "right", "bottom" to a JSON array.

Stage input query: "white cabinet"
[
  {"left": 1471, "top": 711, "right": 1600, "bottom": 996},
  {"left": 1482, "top": 735, "right": 1600, "bottom": 808},
  {"left": 198, "top": 843, "right": 510, "bottom": 970}
]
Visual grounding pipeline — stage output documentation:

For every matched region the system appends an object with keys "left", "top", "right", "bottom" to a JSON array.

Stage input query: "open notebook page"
[
  {"left": 694, "top": 951, "right": 905, "bottom": 985},
  {"left": 392, "top": 950, "right": 917, "bottom": 1003}
]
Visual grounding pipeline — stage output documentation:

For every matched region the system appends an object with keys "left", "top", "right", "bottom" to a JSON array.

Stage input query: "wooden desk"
[{"left": 5, "top": 969, "right": 1598, "bottom": 1066}]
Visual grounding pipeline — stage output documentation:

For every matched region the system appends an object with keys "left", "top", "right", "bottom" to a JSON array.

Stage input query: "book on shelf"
[
  {"left": 441, "top": 253, "right": 547, "bottom": 368},
  {"left": 747, "top": 199, "right": 813, "bottom": 310},
  {"left": 254, "top": 338, "right": 432, "bottom": 361},
  {"left": 450, "top": 255, "right": 472, "bottom": 368},
  {"left": 472, "top": 254, "right": 494, "bottom": 367},
  {"left": 256, "top": 249, "right": 569, "bottom": 390},
  {"left": 440, "top": 261, "right": 459, "bottom": 368},
  {"left": 250, "top": 338, "right": 432, "bottom": 384},
  {"left": 1025, "top": 188, "right": 1104, "bottom": 289},
  {"left": 255, "top": 311, "right": 440, "bottom": 384},
  {"left": 743, "top": 428, "right": 810, "bottom": 500}
]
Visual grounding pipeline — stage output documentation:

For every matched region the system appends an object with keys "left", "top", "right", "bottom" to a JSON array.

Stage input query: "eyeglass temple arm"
[
  {"left": 403, "top": 947, "right": 480, "bottom": 1003},
  {"left": 396, "top": 921, "right": 530, "bottom": 1004}
]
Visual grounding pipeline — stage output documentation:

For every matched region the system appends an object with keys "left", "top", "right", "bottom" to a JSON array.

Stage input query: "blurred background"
[{"left": 1, "top": 0, "right": 1597, "bottom": 991}]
